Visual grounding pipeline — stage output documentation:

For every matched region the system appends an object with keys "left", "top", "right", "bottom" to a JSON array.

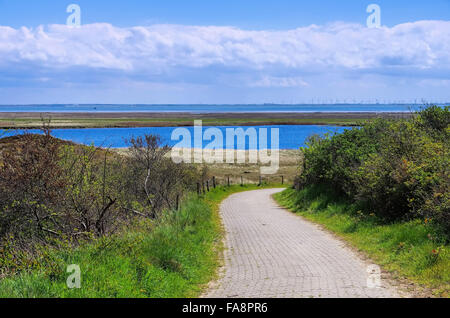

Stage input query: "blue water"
[
  {"left": 0, "top": 104, "right": 426, "bottom": 113},
  {"left": 5, "top": 125, "right": 350, "bottom": 149}
]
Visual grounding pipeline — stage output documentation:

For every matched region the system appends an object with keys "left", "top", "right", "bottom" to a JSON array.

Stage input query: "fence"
[
  {"left": 173, "top": 174, "right": 287, "bottom": 211},
  {"left": 196, "top": 174, "right": 286, "bottom": 196}
]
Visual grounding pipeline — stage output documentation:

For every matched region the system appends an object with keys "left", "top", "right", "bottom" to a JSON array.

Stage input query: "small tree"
[{"left": 124, "top": 135, "right": 197, "bottom": 217}]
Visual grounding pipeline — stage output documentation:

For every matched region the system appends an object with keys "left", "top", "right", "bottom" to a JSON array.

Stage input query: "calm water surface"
[{"left": 6, "top": 125, "right": 350, "bottom": 149}]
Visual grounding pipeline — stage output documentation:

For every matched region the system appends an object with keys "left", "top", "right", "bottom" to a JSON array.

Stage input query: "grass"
[
  {"left": 273, "top": 185, "right": 449, "bottom": 297},
  {"left": 0, "top": 184, "right": 282, "bottom": 298},
  {"left": 0, "top": 117, "right": 363, "bottom": 129}
]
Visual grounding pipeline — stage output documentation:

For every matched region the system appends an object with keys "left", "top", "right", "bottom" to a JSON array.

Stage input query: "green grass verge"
[
  {"left": 0, "top": 184, "right": 282, "bottom": 298},
  {"left": 273, "top": 186, "right": 449, "bottom": 298}
]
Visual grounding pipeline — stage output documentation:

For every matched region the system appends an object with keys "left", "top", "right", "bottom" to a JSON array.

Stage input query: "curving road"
[{"left": 204, "top": 189, "right": 402, "bottom": 298}]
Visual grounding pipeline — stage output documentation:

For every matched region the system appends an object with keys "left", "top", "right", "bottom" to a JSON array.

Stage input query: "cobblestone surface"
[{"left": 204, "top": 189, "right": 401, "bottom": 298}]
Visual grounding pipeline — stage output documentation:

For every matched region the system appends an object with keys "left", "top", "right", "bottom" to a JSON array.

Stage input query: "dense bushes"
[
  {"left": 299, "top": 106, "right": 449, "bottom": 236},
  {"left": 0, "top": 129, "right": 201, "bottom": 276},
  {"left": 0, "top": 184, "right": 265, "bottom": 297},
  {"left": 0, "top": 195, "right": 219, "bottom": 298}
]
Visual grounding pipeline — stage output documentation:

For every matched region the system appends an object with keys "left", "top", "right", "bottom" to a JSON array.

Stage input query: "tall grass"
[
  {"left": 0, "top": 196, "right": 216, "bottom": 298},
  {"left": 0, "top": 184, "right": 281, "bottom": 298},
  {"left": 274, "top": 186, "right": 449, "bottom": 297}
]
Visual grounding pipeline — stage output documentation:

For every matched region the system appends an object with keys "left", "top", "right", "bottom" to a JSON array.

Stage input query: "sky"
[{"left": 0, "top": 0, "right": 450, "bottom": 104}]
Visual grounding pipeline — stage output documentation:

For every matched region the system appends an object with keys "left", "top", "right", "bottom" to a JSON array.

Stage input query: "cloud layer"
[
  {"left": 1, "top": 21, "right": 450, "bottom": 73},
  {"left": 0, "top": 21, "right": 450, "bottom": 103}
]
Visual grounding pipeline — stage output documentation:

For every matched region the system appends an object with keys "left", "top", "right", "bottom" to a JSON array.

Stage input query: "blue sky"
[
  {"left": 2, "top": 0, "right": 450, "bottom": 29},
  {"left": 1, "top": 0, "right": 450, "bottom": 104}
]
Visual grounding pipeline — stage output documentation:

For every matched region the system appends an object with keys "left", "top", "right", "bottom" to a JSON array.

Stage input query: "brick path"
[{"left": 203, "top": 189, "right": 401, "bottom": 298}]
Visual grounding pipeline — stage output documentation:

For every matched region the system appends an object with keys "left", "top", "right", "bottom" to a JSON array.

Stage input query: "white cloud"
[
  {"left": 0, "top": 20, "right": 450, "bottom": 104},
  {"left": 0, "top": 21, "right": 449, "bottom": 75}
]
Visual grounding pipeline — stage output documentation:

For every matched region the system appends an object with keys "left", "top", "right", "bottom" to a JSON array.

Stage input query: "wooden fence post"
[
  {"left": 213, "top": 176, "right": 216, "bottom": 188},
  {"left": 227, "top": 176, "right": 230, "bottom": 187},
  {"left": 258, "top": 175, "right": 262, "bottom": 186},
  {"left": 281, "top": 175, "right": 284, "bottom": 185},
  {"left": 197, "top": 182, "right": 201, "bottom": 196},
  {"left": 241, "top": 175, "right": 243, "bottom": 186},
  {"left": 206, "top": 180, "right": 210, "bottom": 192},
  {"left": 176, "top": 194, "right": 180, "bottom": 211}
]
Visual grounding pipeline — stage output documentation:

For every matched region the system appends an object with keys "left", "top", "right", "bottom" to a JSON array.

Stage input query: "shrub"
[
  {"left": 0, "top": 129, "right": 201, "bottom": 276},
  {"left": 297, "top": 106, "right": 449, "bottom": 236},
  {"left": 417, "top": 105, "right": 450, "bottom": 139},
  {"left": 301, "top": 118, "right": 388, "bottom": 196},
  {"left": 0, "top": 130, "right": 66, "bottom": 244}
]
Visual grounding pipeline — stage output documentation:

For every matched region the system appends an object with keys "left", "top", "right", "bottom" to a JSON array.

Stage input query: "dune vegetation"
[
  {"left": 275, "top": 106, "right": 449, "bottom": 297},
  {"left": 0, "top": 124, "right": 284, "bottom": 297}
]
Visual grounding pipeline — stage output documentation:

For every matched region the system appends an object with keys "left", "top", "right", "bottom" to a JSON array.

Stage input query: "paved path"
[{"left": 204, "top": 189, "right": 401, "bottom": 298}]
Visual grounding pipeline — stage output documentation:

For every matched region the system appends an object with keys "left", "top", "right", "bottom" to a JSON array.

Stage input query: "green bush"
[
  {"left": 417, "top": 105, "right": 450, "bottom": 139},
  {"left": 299, "top": 106, "right": 449, "bottom": 236},
  {"left": 0, "top": 195, "right": 219, "bottom": 298},
  {"left": 0, "top": 131, "right": 202, "bottom": 277},
  {"left": 301, "top": 121, "right": 386, "bottom": 196}
]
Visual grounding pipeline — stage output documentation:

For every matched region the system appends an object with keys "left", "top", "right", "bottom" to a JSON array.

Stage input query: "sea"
[
  {"left": 1, "top": 103, "right": 442, "bottom": 149},
  {"left": 3, "top": 125, "right": 348, "bottom": 150}
]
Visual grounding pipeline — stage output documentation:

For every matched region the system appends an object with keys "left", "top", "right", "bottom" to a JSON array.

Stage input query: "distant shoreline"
[{"left": 0, "top": 112, "right": 413, "bottom": 129}]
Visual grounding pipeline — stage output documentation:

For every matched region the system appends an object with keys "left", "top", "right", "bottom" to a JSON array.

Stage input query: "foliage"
[
  {"left": 0, "top": 129, "right": 68, "bottom": 276},
  {"left": 0, "top": 184, "right": 273, "bottom": 297},
  {"left": 123, "top": 135, "right": 198, "bottom": 218},
  {"left": 0, "top": 129, "right": 202, "bottom": 276},
  {"left": 0, "top": 195, "right": 217, "bottom": 297},
  {"left": 298, "top": 106, "right": 449, "bottom": 236}
]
